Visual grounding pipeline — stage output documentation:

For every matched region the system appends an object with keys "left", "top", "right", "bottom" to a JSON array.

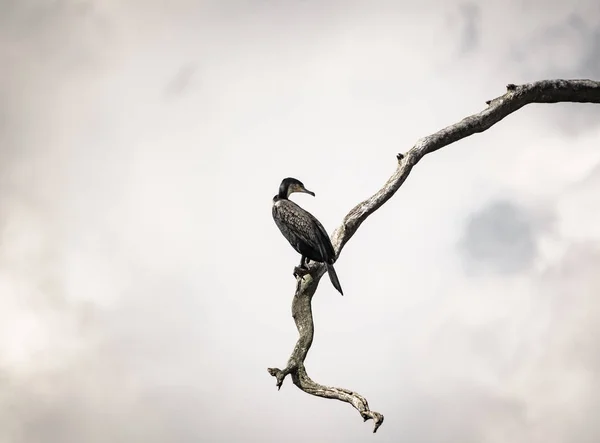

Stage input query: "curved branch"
[
  {"left": 268, "top": 79, "right": 600, "bottom": 432},
  {"left": 267, "top": 273, "right": 385, "bottom": 432},
  {"left": 332, "top": 79, "right": 600, "bottom": 253}
]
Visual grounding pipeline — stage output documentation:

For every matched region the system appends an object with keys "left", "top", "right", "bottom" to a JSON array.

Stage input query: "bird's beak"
[{"left": 301, "top": 186, "right": 315, "bottom": 197}]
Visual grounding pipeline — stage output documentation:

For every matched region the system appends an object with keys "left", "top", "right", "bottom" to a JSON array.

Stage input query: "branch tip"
[
  {"left": 268, "top": 367, "right": 290, "bottom": 390},
  {"left": 372, "top": 414, "right": 384, "bottom": 433},
  {"left": 359, "top": 410, "right": 384, "bottom": 432}
]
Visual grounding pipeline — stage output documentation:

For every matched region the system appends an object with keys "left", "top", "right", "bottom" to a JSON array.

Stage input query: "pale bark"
[{"left": 268, "top": 79, "right": 600, "bottom": 433}]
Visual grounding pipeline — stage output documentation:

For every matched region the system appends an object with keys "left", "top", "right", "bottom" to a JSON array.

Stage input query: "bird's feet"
[{"left": 293, "top": 266, "right": 310, "bottom": 279}]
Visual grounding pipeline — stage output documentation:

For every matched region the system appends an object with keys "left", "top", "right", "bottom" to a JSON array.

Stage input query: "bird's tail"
[{"left": 326, "top": 263, "right": 344, "bottom": 296}]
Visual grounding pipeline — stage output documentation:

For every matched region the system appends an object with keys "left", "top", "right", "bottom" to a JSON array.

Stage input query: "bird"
[{"left": 272, "top": 177, "right": 343, "bottom": 295}]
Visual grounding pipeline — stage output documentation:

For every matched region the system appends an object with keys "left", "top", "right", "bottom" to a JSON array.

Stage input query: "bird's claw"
[{"left": 293, "top": 266, "right": 310, "bottom": 279}]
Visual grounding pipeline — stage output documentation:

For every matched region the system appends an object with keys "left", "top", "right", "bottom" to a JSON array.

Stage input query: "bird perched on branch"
[{"left": 272, "top": 177, "right": 343, "bottom": 295}]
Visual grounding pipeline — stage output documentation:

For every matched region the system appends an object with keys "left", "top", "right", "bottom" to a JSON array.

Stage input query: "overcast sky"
[{"left": 2, "top": 1, "right": 600, "bottom": 442}]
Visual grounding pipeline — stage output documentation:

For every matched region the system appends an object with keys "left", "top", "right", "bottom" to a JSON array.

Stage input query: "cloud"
[
  {"left": 457, "top": 2, "right": 481, "bottom": 55},
  {"left": 512, "top": 13, "right": 600, "bottom": 79},
  {"left": 2, "top": 0, "right": 600, "bottom": 442},
  {"left": 163, "top": 63, "right": 197, "bottom": 98},
  {"left": 458, "top": 199, "right": 547, "bottom": 276},
  {"left": 400, "top": 385, "right": 527, "bottom": 443},
  {"left": 508, "top": 12, "right": 600, "bottom": 135}
]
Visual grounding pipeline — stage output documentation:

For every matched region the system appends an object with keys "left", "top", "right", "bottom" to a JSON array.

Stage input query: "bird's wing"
[
  {"left": 272, "top": 200, "right": 316, "bottom": 248},
  {"left": 309, "top": 216, "right": 336, "bottom": 262},
  {"left": 273, "top": 200, "right": 337, "bottom": 262}
]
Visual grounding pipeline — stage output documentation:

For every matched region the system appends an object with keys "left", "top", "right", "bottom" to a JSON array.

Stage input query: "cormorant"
[{"left": 272, "top": 177, "right": 343, "bottom": 295}]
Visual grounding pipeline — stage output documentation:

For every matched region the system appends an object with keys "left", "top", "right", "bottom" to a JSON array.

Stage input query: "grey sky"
[
  {"left": 2, "top": 1, "right": 600, "bottom": 442},
  {"left": 459, "top": 199, "right": 540, "bottom": 275}
]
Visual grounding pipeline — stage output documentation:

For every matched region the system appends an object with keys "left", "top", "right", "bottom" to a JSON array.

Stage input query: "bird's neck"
[{"left": 277, "top": 184, "right": 290, "bottom": 199}]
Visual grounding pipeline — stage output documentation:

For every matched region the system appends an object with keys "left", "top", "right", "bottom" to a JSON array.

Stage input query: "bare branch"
[
  {"left": 268, "top": 79, "right": 600, "bottom": 432},
  {"left": 332, "top": 79, "right": 600, "bottom": 254}
]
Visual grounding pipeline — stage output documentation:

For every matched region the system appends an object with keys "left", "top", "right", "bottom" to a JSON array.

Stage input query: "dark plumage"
[{"left": 272, "top": 177, "right": 343, "bottom": 295}]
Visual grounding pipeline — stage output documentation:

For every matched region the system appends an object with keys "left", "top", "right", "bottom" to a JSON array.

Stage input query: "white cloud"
[{"left": 2, "top": 1, "right": 600, "bottom": 441}]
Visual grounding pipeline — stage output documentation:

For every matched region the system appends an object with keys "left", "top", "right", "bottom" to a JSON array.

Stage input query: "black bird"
[{"left": 272, "top": 177, "right": 343, "bottom": 295}]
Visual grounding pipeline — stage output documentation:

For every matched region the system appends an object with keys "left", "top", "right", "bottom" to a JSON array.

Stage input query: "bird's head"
[{"left": 278, "top": 177, "right": 315, "bottom": 199}]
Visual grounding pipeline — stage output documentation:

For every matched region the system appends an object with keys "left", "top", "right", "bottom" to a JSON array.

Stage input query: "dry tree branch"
[{"left": 268, "top": 79, "right": 600, "bottom": 433}]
